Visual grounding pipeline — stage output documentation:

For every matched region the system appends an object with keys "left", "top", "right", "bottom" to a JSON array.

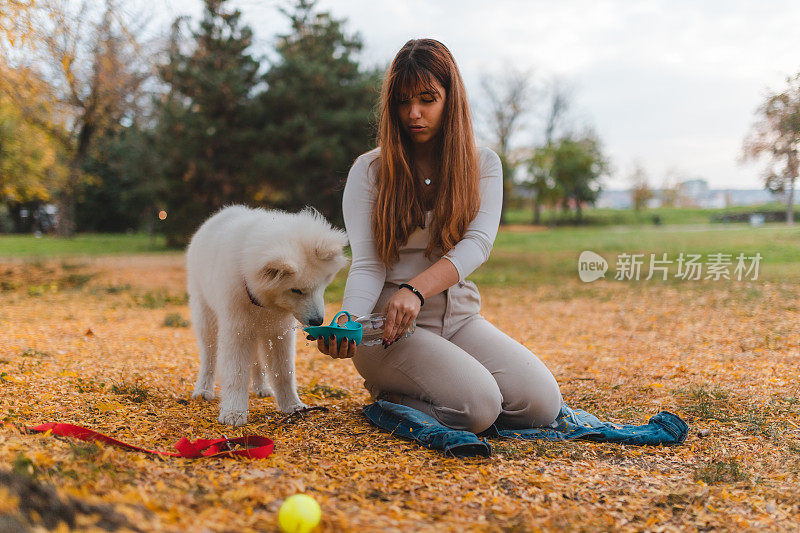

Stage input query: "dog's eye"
[{"left": 291, "top": 288, "right": 303, "bottom": 295}]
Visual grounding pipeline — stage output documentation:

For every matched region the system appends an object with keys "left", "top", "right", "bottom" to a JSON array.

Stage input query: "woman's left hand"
[{"left": 382, "top": 288, "right": 422, "bottom": 345}]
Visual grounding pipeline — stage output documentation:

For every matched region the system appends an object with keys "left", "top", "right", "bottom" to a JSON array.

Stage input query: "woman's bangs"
[{"left": 393, "top": 65, "right": 439, "bottom": 103}]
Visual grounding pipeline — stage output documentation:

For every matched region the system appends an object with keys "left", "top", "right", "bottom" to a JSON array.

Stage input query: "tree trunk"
[
  {"left": 55, "top": 189, "right": 75, "bottom": 237},
  {"left": 9, "top": 204, "right": 22, "bottom": 233},
  {"left": 787, "top": 175, "right": 796, "bottom": 226},
  {"left": 56, "top": 162, "right": 82, "bottom": 237},
  {"left": 56, "top": 189, "right": 76, "bottom": 237},
  {"left": 533, "top": 198, "right": 541, "bottom": 225}
]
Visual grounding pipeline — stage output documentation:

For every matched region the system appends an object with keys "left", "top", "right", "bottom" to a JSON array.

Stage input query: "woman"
[{"left": 310, "top": 38, "right": 563, "bottom": 434}]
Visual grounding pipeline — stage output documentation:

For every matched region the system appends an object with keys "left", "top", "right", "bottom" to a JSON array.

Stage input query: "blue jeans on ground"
[{"left": 361, "top": 400, "right": 689, "bottom": 458}]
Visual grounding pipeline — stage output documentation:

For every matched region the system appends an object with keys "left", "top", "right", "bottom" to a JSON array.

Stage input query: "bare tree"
[
  {"left": 628, "top": 160, "right": 653, "bottom": 214},
  {"left": 543, "top": 77, "right": 573, "bottom": 144},
  {"left": 479, "top": 64, "right": 535, "bottom": 224},
  {"left": 0, "top": 0, "right": 155, "bottom": 236},
  {"left": 0, "top": 0, "right": 35, "bottom": 45},
  {"left": 527, "top": 77, "right": 575, "bottom": 223},
  {"left": 659, "top": 166, "right": 681, "bottom": 208},
  {"left": 741, "top": 72, "right": 800, "bottom": 226}
]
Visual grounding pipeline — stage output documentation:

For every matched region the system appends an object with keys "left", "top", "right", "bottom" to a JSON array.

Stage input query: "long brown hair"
[{"left": 371, "top": 38, "right": 480, "bottom": 267}]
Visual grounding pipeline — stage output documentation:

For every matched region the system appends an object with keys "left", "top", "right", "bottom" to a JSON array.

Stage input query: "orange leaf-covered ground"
[{"left": 1, "top": 254, "right": 799, "bottom": 531}]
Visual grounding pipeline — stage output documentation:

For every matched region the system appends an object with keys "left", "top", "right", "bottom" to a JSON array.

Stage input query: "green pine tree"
[
  {"left": 256, "top": 0, "right": 382, "bottom": 226},
  {"left": 154, "top": 0, "right": 262, "bottom": 246},
  {"left": 76, "top": 124, "right": 161, "bottom": 232}
]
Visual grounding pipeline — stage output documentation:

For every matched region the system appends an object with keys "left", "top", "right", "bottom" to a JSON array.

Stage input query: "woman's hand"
[
  {"left": 307, "top": 313, "right": 357, "bottom": 359},
  {"left": 382, "top": 288, "right": 421, "bottom": 346},
  {"left": 313, "top": 335, "right": 357, "bottom": 359}
]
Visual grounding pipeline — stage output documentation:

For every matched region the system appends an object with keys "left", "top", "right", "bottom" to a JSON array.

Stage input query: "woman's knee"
[
  {"left": 505, "top": 376, "right": 563, "bottom": 427},
  {"left": 533, "top": 382, "right": 563, "bottom": 426},
  {"left": 434, "top": 387, "right": 503, "bottom": 434}
]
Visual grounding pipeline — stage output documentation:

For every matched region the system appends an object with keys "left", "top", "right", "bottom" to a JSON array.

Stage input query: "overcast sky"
[{"left": 158, "top": 0, "right": 800, "bottom": 190}]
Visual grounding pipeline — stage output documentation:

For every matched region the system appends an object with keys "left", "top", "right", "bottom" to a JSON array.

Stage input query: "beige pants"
[{"left": 351, "top": 280, "right": 563, "bottom": 434}]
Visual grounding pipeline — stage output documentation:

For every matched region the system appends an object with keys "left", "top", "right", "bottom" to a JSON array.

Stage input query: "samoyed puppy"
[{"left": 186, "top": 205, "right": 349, "bottom": 426}]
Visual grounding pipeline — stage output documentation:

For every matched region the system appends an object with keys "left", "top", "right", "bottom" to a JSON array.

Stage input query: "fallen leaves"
[{"left": 0, "top": 255, "right": 799, "bottom": 531}]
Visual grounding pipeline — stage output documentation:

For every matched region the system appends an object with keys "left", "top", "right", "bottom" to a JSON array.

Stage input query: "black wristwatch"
[{"left": 398, "top": 283, "right": 424, "bottom": 307}]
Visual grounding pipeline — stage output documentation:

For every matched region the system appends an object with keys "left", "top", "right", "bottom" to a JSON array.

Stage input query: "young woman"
[{"left": 310, "top": 38, "right": 563, "bottom": 434}]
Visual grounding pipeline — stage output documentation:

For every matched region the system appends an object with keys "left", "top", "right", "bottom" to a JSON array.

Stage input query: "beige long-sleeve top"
[{"left": 341, "top": 146, "right": 503, "bottom": 318}]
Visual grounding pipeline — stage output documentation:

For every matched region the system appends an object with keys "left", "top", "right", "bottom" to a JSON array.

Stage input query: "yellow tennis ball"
[{"left": 278, "top": 493, "right": 321, "bottom": 533}]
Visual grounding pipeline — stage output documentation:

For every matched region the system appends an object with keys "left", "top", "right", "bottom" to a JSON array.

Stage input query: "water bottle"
[{"left": 355, "top": 313, "right": 416, "bottom": 346}]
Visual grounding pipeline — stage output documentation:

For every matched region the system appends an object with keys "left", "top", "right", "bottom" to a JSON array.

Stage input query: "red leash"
[{"left": 23, "top": 423, "right": 274, "bottom": 459}]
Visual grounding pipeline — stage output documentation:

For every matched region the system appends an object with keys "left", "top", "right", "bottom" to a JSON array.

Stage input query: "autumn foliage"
[{"left": 1, "top": 252, "right": 798, "bottom": 531}]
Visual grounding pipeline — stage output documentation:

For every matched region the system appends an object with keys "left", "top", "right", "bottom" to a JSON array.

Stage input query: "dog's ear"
[
  {"left": 314, "top": 245, "right": 341, "bottom": 261},
  {"left": 259, "top": 260, "right": 297, "bottom": 283}
]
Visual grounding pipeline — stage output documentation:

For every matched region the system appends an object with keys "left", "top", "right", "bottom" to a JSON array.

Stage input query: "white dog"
[{"left": 186, "top": 205, "right": 349, "bottom": 426}]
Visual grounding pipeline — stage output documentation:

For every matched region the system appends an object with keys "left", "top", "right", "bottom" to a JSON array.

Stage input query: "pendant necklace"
[
  {"left": 418, "top": 166, "right": 432, "bottom": 186},
  {"left": 417, "top": 165, "right": 433, "bottom": 228}
]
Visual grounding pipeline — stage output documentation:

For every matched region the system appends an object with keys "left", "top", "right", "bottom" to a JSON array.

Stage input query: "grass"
[
  {"left": 676, "top": 386, "right": 732, "bottom": 421},
  {"left": 20, "top": 348, "right": 49, "bottom": 358},
  {"left": 134, "top": 289, "right": 188, "bottom": 309},
  {"left": 1, "top": 235, "right": 799, "bottom": 530},
  {"left": 301, "top": 383, "right": 351, "bottom": 399},
  {"left": 504, "top": 202, "right": 796, "bottom": 226},
  {"left": 0, "top": 203, "right": 795, "bottom": 260},
  {"left": 162, "top": 312, "right": 191, "bottom": 328},
  {"left": 318, "top": 220, "right": 800, "bottom": 302},
  {"left": 484, "top": 222, "right": 800, "bottom": 287},
  {"left": 3, "top": 223, "right": 797, "bottom": 304},
  {"left": 0, "top": 232, "right": 168, "bottom": 257},
  {"left": 675, "top": 387, "right": 781, "bottom": 440},
  {"left": 110, "top": 382, "right": 150, "bottom": 403},
  {"left": 694, "top": 458, "right": 749, "bottom": 484}
]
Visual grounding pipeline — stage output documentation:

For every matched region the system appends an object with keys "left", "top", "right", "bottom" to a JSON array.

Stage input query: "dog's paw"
[
  {"left": 218, "top": 409, "right": 248, "bottom": 426},
  {"left": 278, "top": 402, "right": 308, "bottom": 415},
  {"left": 192, "top": 389, "right": 215, "bottom": 400}
]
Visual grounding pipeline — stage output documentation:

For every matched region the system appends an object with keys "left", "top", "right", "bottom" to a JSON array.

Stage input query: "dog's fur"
[{"left": 186, "top": 205, "right": 349, "bottom": 426}]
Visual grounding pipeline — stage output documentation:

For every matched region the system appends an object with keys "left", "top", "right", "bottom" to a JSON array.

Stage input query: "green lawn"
[
  {"left": 329, "top": 222, "right": 800, "bottom": 300},
  {"left": 473, "top": 222, "right": 800, "bottom": 287},
  {"left": 0, "top": 233, "right": 169, "bottom": 257},
  {"left": 505, "top": 202, "right": 795, "bottom": 226},
  {"left": 2, "top": 222, "right": 798, "bottom": 303}
]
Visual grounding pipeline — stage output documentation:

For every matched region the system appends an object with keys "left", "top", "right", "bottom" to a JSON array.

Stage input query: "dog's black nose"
[{"left": 308, "top": 316, "right": 324, "bottom": 326}]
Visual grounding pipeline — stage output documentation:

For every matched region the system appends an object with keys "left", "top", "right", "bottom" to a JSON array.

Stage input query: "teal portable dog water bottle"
[{"left": 303, "top": 311, "right": 363, "bottom": 346}]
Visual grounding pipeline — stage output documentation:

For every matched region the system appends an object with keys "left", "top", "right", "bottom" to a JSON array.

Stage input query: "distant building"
[
  {"left": 593, "top": 178, "right": 782, "bottom": 209},
  {"left": 515, "top": 178, "right": 786, "bottom": 210},
  {"left": 673, "top": 178, "right": 779, "bottom": 208},
  {"left": 595, "top": 190, "right": 633, "bottom": 209},
  {"left": 678, "top": 179, "right": 708, "bottom": 201}
]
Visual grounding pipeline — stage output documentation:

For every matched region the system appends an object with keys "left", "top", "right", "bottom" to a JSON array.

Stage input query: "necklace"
[{"left": 417, "top": 166, "right": 432, "bottom": 186}]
